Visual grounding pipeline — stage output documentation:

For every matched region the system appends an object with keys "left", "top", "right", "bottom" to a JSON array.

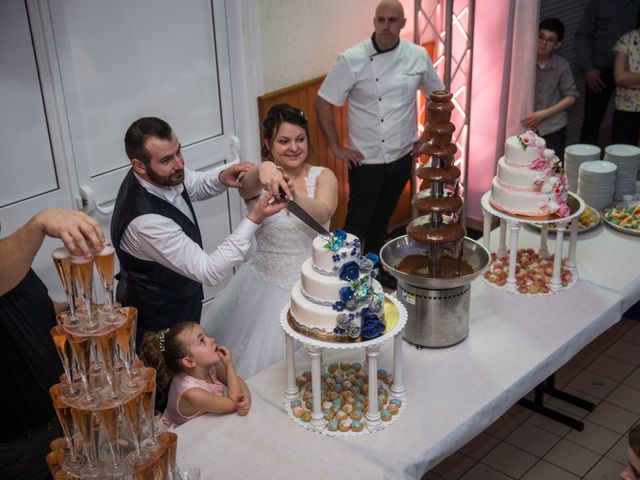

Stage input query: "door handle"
[{"left": 79, "top": 185, "right": 114, "bottom": 216}]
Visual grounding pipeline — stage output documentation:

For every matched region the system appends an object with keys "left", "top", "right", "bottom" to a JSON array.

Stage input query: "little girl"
[{"left": 140, "top": 322, "right": 251, "bottom": 427}]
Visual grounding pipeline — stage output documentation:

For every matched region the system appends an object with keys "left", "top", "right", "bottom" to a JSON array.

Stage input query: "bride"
[{"left": 203, "top": 103, "right": 338, "bottom": 379}]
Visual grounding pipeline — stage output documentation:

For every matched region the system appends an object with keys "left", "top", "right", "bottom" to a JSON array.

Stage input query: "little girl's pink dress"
[{"left": 163, "top": 366, "right": 225, "bottom": 426}]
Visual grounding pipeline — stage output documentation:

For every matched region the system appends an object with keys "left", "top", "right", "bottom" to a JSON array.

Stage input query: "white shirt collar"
[{"left": 133, "top": 171, "right": 185, "bottom": 205}]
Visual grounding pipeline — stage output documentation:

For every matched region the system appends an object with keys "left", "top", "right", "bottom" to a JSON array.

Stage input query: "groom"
[{"left": 112, "top": 117, "right": 286, "bottom": 340}]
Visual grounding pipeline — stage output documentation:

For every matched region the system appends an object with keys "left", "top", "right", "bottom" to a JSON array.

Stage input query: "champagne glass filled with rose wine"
[
  {"left": 71, "top": 255, "right": 99, "bottom": 333},
  {"left": 52, "top": 247, "right": 79, "bottom": 326},
  {"left": 70, "top": 406, "right": 101, "bottom": 475},
  {"left": 68, "top": 333, "right": 95, "bottom": 405},
  {"left": 50, "top": 325, "right": 79, "bottom": 397},
  {"left": 139, "top": 367, "right": 159, "bottom": 448},
  {"left": 95, "top": 328, "right": 119, "bottom": 399},
  {"left": 96, "top": 402, "right": 125, "bottom": 476},
  {"left": 95, "top": 242, "right": 117, "bottom": 321},
  {"left": 116, "top": 306, "right": 139, "bottom": 390},
  {"left": 49, "top": 383, "right": 85, "bottom": 471},
  {"left": 123, "top": 392, "right": 149, "bottom": 465}
]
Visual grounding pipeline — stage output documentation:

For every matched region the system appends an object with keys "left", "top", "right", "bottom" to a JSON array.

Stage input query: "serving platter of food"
[
  {"left": 528, "top": 206, "right": 601, "bottom": 233},
  {"left": 602, "top": 203, "right": 640, "bottom": 236}
]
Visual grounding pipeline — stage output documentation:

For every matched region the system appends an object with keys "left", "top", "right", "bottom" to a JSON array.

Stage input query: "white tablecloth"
[{"left": 176, "top": 220, "right": 634, "bottom": 479}]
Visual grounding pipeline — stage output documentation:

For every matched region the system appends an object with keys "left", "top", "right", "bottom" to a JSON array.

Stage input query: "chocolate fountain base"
[
  {"left": 397, "top": 282, "right": 470, "bottom": 348},
  {"left": 380, "top": 236, "right": 491, "bottom": 348}
]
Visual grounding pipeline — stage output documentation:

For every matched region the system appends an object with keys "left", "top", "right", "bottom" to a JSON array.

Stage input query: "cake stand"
[
  {"left": 280, "top": 294, "right": 408, "bottom": 435},
  {"left": 480, "top": 191, "right": 585, "bottom": 294}
]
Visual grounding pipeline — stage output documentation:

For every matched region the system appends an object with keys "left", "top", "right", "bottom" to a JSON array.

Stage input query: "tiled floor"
[{"left": 422, "top": 317, "right": 640, "bottom": 480}]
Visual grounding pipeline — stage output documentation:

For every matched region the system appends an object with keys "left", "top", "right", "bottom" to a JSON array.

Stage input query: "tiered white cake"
[
  {"left": 289, "top": 231, "right": 386, "bottom": 341},
  {"left": 490, "top": 131, "right": 570, "bottom": 217}
]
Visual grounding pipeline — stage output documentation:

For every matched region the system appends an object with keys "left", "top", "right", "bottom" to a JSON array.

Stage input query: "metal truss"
[{"left": 413, "top": 0, "right": 476, "bottom": 225}]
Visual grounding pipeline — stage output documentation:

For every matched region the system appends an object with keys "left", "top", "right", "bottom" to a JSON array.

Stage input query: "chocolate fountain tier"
[
  {"left": 380, "top": 236, "right": 491, "bottom": 290},
  {"left": 426, "top": 122, "right": 455, "bottom": 147},
  {"left": 407, "top": 218, "right": 466, "bottom": 244},
  {"left": 417, "top": 164, "right": 461, "bottom": 184},
  {"left": 426, "top": 91, "right": 455, "bottom": 123},
  {"left": 420, "top": 143, "right": 457, "bottom": 159},
  {"left": 412, "top": 191, "right": 462, "bottom": 214}
]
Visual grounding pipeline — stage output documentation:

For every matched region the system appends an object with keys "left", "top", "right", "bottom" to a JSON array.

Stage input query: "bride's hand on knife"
[{"left": 258, "top": 161, "right": 292, "bottom": 200}]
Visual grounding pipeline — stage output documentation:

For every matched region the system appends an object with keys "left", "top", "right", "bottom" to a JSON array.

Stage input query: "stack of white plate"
[
  {"left": 564, "top": 144, "right": 601, "bottom": 192},
  {"left": 577, "top": 160, "right": 617, "bottom": 210},
  {"left": 603, "top": 144, "right": 640, "bottom": 200}
]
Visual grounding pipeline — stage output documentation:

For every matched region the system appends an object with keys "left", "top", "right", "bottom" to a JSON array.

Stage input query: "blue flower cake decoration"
[{"left": 289, "top": 230, "right": 387, "bottom": 342}]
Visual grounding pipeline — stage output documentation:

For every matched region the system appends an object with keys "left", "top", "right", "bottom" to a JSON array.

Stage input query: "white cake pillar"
[
  {"left": 306, "top": 345, "right": 325, "bottom": 430},
  {"left": 567, "top": 217, "right": 579, "bottom": 273},
  {"left": 482, "top": 207, "right": 492, "bottom": 251},
  {"left": 284, "top": 334, "right": 299, "bottom": 400},
  {"left": 505, "top": 221, "right": 520, "bottom": 293},
  {"left": 390, "top": 333, "right": 406, "bottom": 399},
  {"left": 550, "top": 223, "right": 567, "bottom": 292},
  {"left": 497, "top": 219, "right": 508, "bottom": 258},
  {"left": 365, "top": 344, "right": 382, "bottom": 430},
  {"left": 539, "top": 224, "right": 550, "bottom": 258}
]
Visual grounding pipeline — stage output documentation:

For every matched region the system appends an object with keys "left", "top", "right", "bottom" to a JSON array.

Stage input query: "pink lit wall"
[{"left": 466, "top": 0, "right": 537, "bottom": 224}]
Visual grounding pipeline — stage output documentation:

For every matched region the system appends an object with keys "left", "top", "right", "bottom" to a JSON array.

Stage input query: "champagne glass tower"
[{"left": 46, "top": 245, "right": 178, "bottom": 479}]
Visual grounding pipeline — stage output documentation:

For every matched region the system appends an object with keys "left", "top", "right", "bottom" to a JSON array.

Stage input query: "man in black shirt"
[{"left": 0, "top": 208, "right": 104, "bottom": 480}]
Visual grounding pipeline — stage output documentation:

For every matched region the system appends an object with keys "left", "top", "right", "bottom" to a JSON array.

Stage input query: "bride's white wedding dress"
[{"left": 202, "top": 166, "right": 327, "bottom": 379}]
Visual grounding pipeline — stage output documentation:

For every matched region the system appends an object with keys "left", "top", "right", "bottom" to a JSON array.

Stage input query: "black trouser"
[
  {"left": 612, "top": 109, "right": 640, "bottom": 145},
  {"left": 344, "top": 153, "right": 412, "bottom": 257},
  {"left": 540, "top": 127, "right": 567, "bottom": 164},
  {"left": 0, "top": 419, "right": 62, "bottom": 480},
  {"left": 579, "top": 67, "right": 615, "bottom": 145}
]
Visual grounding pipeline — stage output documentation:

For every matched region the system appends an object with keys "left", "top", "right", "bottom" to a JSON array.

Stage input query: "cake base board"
[
  {"left": 287, "top": 298, "right": 400, "bottom": 344},
  {"left": 482, "top": 191, "right": 584, "bottom": 225}
]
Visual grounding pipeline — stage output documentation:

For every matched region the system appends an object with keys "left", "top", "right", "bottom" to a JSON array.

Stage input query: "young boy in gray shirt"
[{"left": 521, "top": 18, "right": 578, "bottom": 161}]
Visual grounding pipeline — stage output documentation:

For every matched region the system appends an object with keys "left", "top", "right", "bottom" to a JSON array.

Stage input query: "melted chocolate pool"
[{"left": 395, "top": 254, "right": 474, "bottom": 278}]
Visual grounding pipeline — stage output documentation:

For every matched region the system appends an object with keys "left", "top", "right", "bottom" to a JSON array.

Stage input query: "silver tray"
[
  {"left": 602, "top": 205, "right": 640, "bottom": 237},
  {"left": 528, "top": 206, "right": 601, "bottom": 234}
]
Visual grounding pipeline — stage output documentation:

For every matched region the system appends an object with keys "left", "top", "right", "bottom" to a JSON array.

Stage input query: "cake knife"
[{"left": 279, "top": 189, "right": 331, "bottom": 237}]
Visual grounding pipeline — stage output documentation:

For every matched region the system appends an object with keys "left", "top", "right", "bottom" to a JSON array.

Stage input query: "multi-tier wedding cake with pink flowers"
[
  {"left": 490, "top": 131, "right": 570, "bottom": 217},
  {"left": 289, "top": 230, "right": 386, "bottom": 342}
]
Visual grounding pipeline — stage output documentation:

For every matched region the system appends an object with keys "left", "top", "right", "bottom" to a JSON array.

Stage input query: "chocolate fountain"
[{"left": 380, "top": 91, "right": 490, "bottom": 348}]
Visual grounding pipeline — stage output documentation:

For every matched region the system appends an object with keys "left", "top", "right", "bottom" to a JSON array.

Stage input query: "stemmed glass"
[
  {"left": 94, "top": 328, "right": 119, "bottom": 399},
  {"left": 140, "top": 368, "right": 159, "bottom": 449},
  {"left": 94, "top": 243, "right": 117, "bottom": 321},
  {"left": 116, "top": 306, "right": 139, "bottom": 390},
  {"left": 96, "top": 402, "right": 125, "bottom": 476},
  {"left": 50, "top": 326, "right": 79, "bottom": 397},
  {"left": 52, "top": 247, "right": 79, "bottom": 326},
  {"left": 68, "top": 333, "right": 96, "bottom": 405},
  {"left": 123, "top": 392, "right": 149, "bottom": 465},
  {"left": 69, "top": 406, "right": 101, "bottom": 475},
  {"left": 157, "top": 432, "right": 178, "bottom": 479},
  {"left": 71, "top": 256, "right": 99, "bottom": 333},
  {"left": 49, "top": 384, "right": 85, "bottom": 471}
]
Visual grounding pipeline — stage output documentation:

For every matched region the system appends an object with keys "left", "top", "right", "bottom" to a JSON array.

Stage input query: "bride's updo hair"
[{"left": 261, "top": 103, "right": 312, "bottom": 159}]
